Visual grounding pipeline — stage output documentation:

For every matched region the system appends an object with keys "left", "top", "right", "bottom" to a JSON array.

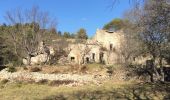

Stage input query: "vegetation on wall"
[{"left": 103, "top": 18, "right": 125, "bottom": 31}]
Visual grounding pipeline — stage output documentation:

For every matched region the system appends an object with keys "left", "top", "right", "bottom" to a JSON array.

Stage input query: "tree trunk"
[
  {"left": 152, "top": 57, "right": 160, "bottom": 82},
  {"left": 159, "top": 57, "right": 165, "bottom": 82}
]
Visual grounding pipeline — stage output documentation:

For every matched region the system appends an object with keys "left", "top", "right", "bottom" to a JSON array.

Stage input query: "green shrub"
[{"left": 7, "top": 67, "right": 16, "bottom": 73}]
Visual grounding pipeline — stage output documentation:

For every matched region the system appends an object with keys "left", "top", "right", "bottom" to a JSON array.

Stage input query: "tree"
[
  {"left": 50, "top": 28, "right": 57, "bottom": 35},
  {"left": 76, "top": 44, "right": 92, "bottom": 65},
  {"left": 113, "top": 0, "right": 170, "bottom": 82},
  {"left": 0, "top": 34, "right": 5, "bottom": 65},
  {"left": 4, "top": 6, "right": 57, "bottom": 65},
  {"left": 0, "top": 25, "right": 19, "bottom": 66},
  {"left": 70, "top": 33, "right": 76, "bottom": 38},
  {"left": 63, "top": 32, "right": 71, "bottom": 38},
  {"left": 120, "top": 21, "right": 144, "bottom": 65},
  {"left": 111, "top": 0, "right": 144, "bottom": 7},
  {"left": 137, "top": 0, "right": 170, "bottom": 82},
  {"left": 57, "top": 31, "right": 62, "bottom": 36},
  {"left": 103, "top": 18, "right": 124, "bottom": 31},
  {"left": 76, "top": 28, "right": 88, "bottom": 39}
]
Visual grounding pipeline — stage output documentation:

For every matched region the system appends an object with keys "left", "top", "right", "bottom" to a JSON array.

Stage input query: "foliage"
[
  {"left": 0, "top": 28, "right": 20, "bottom": 66},
  {"left": 63, "top": 32, "right": 70, "bottom": 38},
  {"left": 0, "top": 35, "right": 6, "bottom": 65},
  {"left": 0, "top": 79, "right": 9, "bottom": 84},
  {"left": 28, "top": 66, "right": 41, "bottom": 72},
  {"left": 63, "top": 32, "right": 75, "bottom": 38},
  {"left": 7, "top": 66, "right": 16, "bottom": 73},
  {"left": 76, "top": 28, "right": 88, "bottom": 39},
  {"left": 57, "top": 31, "right": 62, "bottom": 36},
  {"left": 118, "top": 0, "right": 170, "bottom": 82},
  {"left": 3, "top": 6, "right": 57, "bottom": 65},
  {"left": 138, "top": 0, "right": 170, "bottom": 81},
  {"left": 37, "top": 79, "right": 48, "bottom": 85},
  {"left": 103, "top": 18, "right": 125, "bottom": 31},
  {"left": 48, "top": 80, "right": 75, "bottom": 86}
]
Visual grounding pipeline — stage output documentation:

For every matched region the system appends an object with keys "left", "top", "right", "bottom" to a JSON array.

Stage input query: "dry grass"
[
  {"left": 39, "top": 63, "right": 104, "bottom": 74},
  {"left": 0, "top": 80, "right": 169, "bottom": 100},
  {"left": 40, "top": 65, "right": 79, "bottom": 74},
  {"left": 0, "top": 80, "right": 128, "bottom": 100},
  {"left": 48, "top": 80, "right": 76, "bottom": 86},
  {"left": 3, "top": 64, "right": 168, "bottom": 99},
  {"left": 28, "top": 66, "right": 41, "bottom": 72},
  {"left": 14, "top": 63, "right": 106, "bottom": 75}
]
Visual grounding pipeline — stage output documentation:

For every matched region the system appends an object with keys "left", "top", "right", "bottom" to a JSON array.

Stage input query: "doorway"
[
  {"left": 92, "top": 53, "right": 95, "bottom": 61},
  {"left": 86, "top": 57, "right": 89, "bottom": 63},
  {"left": 99, "top": 52, "right": 104, "bottom": 64}
]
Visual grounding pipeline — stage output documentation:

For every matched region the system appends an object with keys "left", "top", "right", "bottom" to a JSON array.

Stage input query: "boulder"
[{"left": 23, "top": 54, "right": 49, "bottom": 65}]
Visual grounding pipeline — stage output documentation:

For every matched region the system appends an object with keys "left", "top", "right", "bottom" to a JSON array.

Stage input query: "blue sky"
[{"left": 0, "top": 0, "right": 132, "bottom": 37}]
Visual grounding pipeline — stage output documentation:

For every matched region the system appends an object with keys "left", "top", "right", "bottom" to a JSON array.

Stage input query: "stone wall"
[
  {"left": 93, "top": 29, "right": 125, "bottom": 50},
  {"left": 67, "top": 29, "right": 126, "bottom": 65}
]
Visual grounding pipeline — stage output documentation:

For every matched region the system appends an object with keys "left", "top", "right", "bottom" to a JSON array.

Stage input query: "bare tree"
[
  {"left": 110, "top": 0, "right": 144, "bottom": 8},
  {"left": 118, "top": 8, "right": 146, "bottom": 65},
  {"left": 73, "top": 43, "right": 92, "bottom": 65},
  {"left": 81, "top": 44, "right": 92, "bottom": 64},
  {"left": 5, "top": 6, "right": 57, "bottom": 65},
  {"left": 136, "top": 0, "right": 170, "bottom": 82},
  {"left": 114, "top": 0, "right": 170, "bottom": 82}
]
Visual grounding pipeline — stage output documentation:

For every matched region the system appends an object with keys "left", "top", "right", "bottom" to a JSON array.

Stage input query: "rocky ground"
[
  {"left": 0, "top": 68, "right": 109, "bottom": 86},
  {"left": 0, "top": 67, "right": 169, "bottom": 100}
]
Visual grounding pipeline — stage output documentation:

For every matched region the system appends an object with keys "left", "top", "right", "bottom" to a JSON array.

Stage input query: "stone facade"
[{"left": 68, "top": 29, "right": 125, "bottom": 65}]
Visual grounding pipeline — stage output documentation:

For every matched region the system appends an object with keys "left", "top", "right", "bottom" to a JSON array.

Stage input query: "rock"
[{"left": 22, "top": 41, "right": 55, "bottom": 65}]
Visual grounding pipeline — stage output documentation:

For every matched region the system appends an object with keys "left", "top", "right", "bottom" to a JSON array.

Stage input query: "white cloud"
[{"left": 81, "top": 17, "right": 87, "bottom": 21}]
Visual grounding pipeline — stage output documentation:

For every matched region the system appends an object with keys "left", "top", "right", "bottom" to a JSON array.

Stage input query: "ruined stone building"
[
  {"left": 68, "top": 29, "right": 125, "bottom": 65},
  {"left": 23, "top": 41, "right": 55, "bottom": 65}
]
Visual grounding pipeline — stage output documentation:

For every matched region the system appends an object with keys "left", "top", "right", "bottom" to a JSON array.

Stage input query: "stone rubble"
[{"left": 0, "top": 68, "right": 108, "bottom": 86}]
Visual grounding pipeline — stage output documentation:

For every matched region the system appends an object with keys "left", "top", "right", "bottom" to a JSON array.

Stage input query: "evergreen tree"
[
  {"left": 103, "top": 18, "right": 124, "bottom": 31},
  {"left": 58, "top": 31, "right": 62, "bottom": 36},
  {"left": 76, "top": 28, "right": 88, "bottom": 39},
  {"left": 63, "top": 32, "right": 70, "bottom": 38}
]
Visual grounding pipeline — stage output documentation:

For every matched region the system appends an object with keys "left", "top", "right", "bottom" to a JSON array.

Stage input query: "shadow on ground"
[{"left": 44, "top": 82, "right": 170, "bottom": 100}]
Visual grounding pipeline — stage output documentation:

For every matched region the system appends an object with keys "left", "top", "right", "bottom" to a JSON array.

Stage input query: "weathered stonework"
[{"left": 68, "top": 29, "right": 125, "bottom": 65}]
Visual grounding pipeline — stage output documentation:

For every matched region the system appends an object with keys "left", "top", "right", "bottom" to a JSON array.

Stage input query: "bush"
[
  {"left": 37, "top": 79, "right": 48, "bottom": 84},
  {"left": 28, "top": 67, "right": 41, "bottom": 72},
  {"left": 0, "top": 79, "right": 9, "bottom": 84},
  {"left": 7, "top": 67, "right": 16, "bottom": 73},
  {"left": 48, "top": 80, "right": 75, "bottom": 86},
  {"left": 106, "top": 66, "right": 114, "bottom": 74},
  {"left": 23, "top": 66, "right": 28, "bottom": 70},
  {"left": 79, "top": 65, "right": 88, "bottom": 73}
]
